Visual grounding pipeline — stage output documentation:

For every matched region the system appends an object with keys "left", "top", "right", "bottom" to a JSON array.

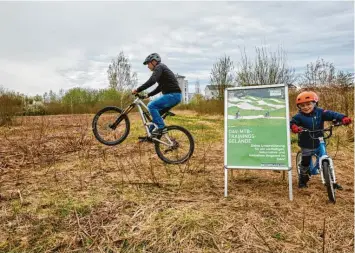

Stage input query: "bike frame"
[
  {"left": 301, "top": 126, "right": 338, "bottom": 186},
  {"left": 133, "top": 96, "right": 157, "bottom": 137},
  {"left": 115, "top": 95, "right": 175, "bottom": 146},
  {"left": 307, "top": 138, "right": 337, "bottom": 186}
]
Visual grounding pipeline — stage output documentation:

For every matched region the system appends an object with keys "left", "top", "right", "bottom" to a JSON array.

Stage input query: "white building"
[
  {"left": 148, "top": 74, "right": 190, "bottom": 103},
  {"left": 195, "top": 81, "right": 200, "bottom": 94},
  {"left": 176, "top": 74, "right": 189, "bottom": 103},
  {"left": 204, "top": 85, "right": 219, "bottom": 99},
  {"left": 205, "top": 85, "right": 235, "bottom": 99}
]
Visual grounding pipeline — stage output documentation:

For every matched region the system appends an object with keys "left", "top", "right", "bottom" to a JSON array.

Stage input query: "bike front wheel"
[
  {"left": 92, "top": 106, "right": 130, "bottom": 146},
  {"left": 154, "top": 125, "right": 194, "bottom": 164},
  {"left": 296, "top": 151, "right": 302, "bottom": 175},
  {"left": 322, "top": 160, "right": 336, "bottom": 203}
]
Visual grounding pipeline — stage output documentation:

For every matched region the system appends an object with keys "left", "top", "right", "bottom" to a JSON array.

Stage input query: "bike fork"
[
  {"left": 320, "top": 157, "right": 337, "bottom": 185},
  {"left": 330, "top": 160, "right": 337, "bottom": 184},
  {"left": 320, "top": 168, "right": 325, "bottom": 185}
]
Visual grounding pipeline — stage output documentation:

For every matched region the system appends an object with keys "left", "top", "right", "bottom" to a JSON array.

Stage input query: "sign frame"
[{"left": 224, "top": 84, "right": 293, "bottom": 200}]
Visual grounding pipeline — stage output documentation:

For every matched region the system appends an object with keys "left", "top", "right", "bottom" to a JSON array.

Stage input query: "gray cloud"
[{"left": 0, "top": 1, "right": 353, "bottom": 96}]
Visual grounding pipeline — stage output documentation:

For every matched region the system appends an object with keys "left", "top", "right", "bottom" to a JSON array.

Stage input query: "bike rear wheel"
[
  {"left": 154, "top": 125, "right": 194, "bottom": 164},
  {"left": 92, "top": 106, "right": 130, "bottom": 146},
  {"left": 322, "top": 160, "right": 336, "bottom": 203}
]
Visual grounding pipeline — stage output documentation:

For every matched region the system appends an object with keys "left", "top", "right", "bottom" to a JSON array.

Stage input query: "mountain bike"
[
  {"left": 295, "top": 121, "right": 343, "bottom": 203},
  {"left": 92, "top": 94, "right": 194, "bottom": 164}
]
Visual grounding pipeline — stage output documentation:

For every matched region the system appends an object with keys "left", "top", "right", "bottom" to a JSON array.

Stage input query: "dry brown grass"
[{"left": 0, "top": 112, "right": 353, "bottom": 253}]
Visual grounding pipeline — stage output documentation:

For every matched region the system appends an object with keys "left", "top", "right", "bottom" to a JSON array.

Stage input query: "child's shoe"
[
  {"left": 333, "top": 183, "right": 343, "bottom": 190},
  {"left": 298, "top": 174, "right": 309, "bottom": 189}
]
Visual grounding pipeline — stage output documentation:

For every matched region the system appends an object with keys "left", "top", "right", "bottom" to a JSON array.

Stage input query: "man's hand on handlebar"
[
  {"left": 140, "top": 94, "right": 148, "bottom": 99},
  {"left": 132, "top": 90, "right": 148, "bottom": 99}
]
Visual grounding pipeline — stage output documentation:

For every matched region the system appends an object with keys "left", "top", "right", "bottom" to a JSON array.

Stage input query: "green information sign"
[{"left": 224, "top": 84, "right": 291, "bottom": 170}]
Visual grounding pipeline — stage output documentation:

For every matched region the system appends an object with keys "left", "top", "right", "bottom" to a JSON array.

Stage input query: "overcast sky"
[{"left": 0, "top": 1, "right": 354, "bottom": 96}]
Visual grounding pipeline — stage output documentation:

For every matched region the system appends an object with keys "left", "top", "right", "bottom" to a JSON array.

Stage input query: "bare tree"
[
  {"left": 210, "top": 55, "right": 236, "bottom": 100},
  {"left": 336, "top": 70, "right": 354, "bottom": 87},
  {"left": 107, "top": 51, "right": 138, "bottom": 91},
  {"left": 301, "top": 58, "right": 354, "bottom": 87},
  {"left": 237, "top": 46, "right": 297, "bottom": 86},
  {"left": 301, "top": 58, "right": 336, "bottom": 86}
]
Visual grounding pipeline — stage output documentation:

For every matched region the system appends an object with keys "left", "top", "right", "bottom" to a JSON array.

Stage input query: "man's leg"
[
  {"left": 148, "top": 97, "right": 168, "bottom": 130},
  {"left": 147, "top": 93, "right": 182, "bottom": 132}
]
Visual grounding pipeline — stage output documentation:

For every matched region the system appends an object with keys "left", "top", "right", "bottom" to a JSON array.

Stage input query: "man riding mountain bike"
[{"left": 132, "top": 53, "right": 182, "bottom": 137}]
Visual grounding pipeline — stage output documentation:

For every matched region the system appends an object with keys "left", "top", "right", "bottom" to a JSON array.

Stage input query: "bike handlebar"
[
  {"left": 301, "top": 121, "right": 343, "bottom": 140},
  {"left": 134, "top": 93, "right": 147, "bottom": 100}
]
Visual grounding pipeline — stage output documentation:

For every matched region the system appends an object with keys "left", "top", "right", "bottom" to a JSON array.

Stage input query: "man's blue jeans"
[{"left": 147, "top": 93, "right": 182, "bottom": 131}]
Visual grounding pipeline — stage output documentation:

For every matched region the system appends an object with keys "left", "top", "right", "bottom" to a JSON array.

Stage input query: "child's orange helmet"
[{"left": 296, "top": 91, "right": 319, "bottom": 106}]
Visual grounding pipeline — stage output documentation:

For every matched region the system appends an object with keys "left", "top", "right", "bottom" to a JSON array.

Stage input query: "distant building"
[
  {"left": 176, "top": 74, "right": 189, "bottom": 103},
  {"left": 288, "top": 83, "right": 298, "bottom": 90},
  {"left": 195, "top": 81, "right": 200, "bottom": 94},
  {"left": 204, "top": 85, "right": 235, "bottom": 99},
  {"left": 205, "top": 85, "right": 218, "bottom": 99},
  {"left": 148, "top": 74, "right": 189, "bottom": 103}
]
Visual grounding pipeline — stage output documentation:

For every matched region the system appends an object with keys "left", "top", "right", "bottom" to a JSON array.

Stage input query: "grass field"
[{"left": 0, "top": 111, "right": 353, "bottom": 253}]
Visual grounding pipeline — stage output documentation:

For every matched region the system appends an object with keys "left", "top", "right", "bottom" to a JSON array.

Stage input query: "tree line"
[
  {"left": 210, "top": 46, "right": 354, "bottom": 100},
  {"left": 0, "top": 46, "right": 353, "bottom": 124}
]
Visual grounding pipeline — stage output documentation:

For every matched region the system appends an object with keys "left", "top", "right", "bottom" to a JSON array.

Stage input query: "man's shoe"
[{"left": 151, "top": 127, "right": 168, "bottom": 137}]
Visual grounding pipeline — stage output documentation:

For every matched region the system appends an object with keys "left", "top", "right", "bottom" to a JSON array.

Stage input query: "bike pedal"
[
  {"left": 138, "top": 136, "right": 152, "bottom": 143},
  {"left": 166, "top": 111, "right": 176, "bottom": 116}
]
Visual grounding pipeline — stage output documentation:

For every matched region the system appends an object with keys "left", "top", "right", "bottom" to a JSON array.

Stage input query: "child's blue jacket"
[{"left": 290, "top": 107, "right": 345, "bottom": 149}]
